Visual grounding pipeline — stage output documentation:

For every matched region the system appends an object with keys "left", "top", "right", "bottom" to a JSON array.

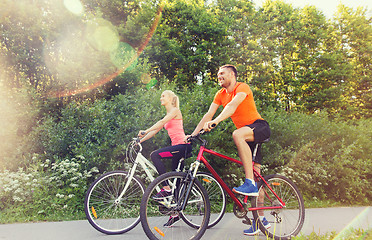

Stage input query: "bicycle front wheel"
[
  {"left": 84, "top": 170, "right": 145, "bottom": 234},
  {"left": 140, "top": 171, "right": 210, "bottom": 240},
  {"left": 251, "top": 174, "right": 305, "bottom": 240},
  {"left": 181, "top": 172, "right": 225, "bottom": 228}
]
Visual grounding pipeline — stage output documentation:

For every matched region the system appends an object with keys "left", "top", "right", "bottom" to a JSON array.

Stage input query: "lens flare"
[
  {"left": 146, "top": 78, "right": 158, "bottom": 90},
  {"left": 43, "top": 25, "right": 114, "bottom": 91},
  {"left": 47, "top": 3, "right": 164, "bottom": 98},
  {"left": 63, "top": 0, "right": 84, "bottom": 15},
  {"left": 86, "top": 18, "right": 120, "bottom": 53},
  {"left": 0, "top": 67, "right": 34, "bottom": 169},
  {"left": 333, "top": 207, "right": 371, "bottom": 240},
  {"left": 110, "top": 42, "right": 137, "bottom": 70},
  {"left": 141, "top": 73, "right": 152, "bottom": 84}
]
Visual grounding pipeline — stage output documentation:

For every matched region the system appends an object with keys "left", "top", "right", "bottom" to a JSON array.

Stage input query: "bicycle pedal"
[{"left": 242, "top": 218, "right": 252, "bottom": 225}]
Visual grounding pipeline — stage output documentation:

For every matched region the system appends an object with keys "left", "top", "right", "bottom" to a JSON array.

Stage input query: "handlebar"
[
  {"left": 187, "top": 123, "right": 216, "bottom": 145},
  {"left": 131, "top": 137, "right": 143, "bottom": 150}
]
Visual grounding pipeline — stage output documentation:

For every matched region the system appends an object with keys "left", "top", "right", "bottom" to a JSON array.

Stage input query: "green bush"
[
  {"left": 0, "top": 155, "right": 98, "bottom": 222},
  {"left": 270, "top": 112, "right": 372, "bottom": 204},
  {"left": 17, "top": 83, "right": 372, "bottom": 215},
  {"left": 31, "top": 94, "right": 152, "bottom": 171}
]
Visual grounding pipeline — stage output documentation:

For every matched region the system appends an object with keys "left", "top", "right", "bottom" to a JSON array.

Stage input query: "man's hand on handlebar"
[
  {"left": 203, "top": 121, "right": 217, "bottom": 132},
  {"left": 184, "top": 135, "right": 192, "bottom": 143},
  {"left": 185, "top": 121, "right": 217, "bottom": 143}
]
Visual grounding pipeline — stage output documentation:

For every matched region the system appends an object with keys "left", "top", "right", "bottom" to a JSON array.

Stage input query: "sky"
[{"left": 252, "top": 0, "right": 372, "bottom": 19}]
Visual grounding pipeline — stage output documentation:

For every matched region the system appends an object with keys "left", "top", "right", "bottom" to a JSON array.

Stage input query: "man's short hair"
[{"left": 220, "top": 64, "right": 238, "bottom": 79}]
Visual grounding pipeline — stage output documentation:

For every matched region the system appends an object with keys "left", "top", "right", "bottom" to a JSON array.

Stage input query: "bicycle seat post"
[
  {"left": 252, "top": 143, "right": 260, "bottom": 163},
  {"left": 252, "top": 138, "right": 269, "bottom": 163},
  {"left": 175, "top": 158, "right": 184, "bottom": 172},
  {"left": 189, "top": 160, "right": 201, "bottom": 178}
]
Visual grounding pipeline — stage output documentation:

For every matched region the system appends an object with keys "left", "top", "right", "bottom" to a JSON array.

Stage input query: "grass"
[
  {"left": 293, "top": 228, "right": 371, "bottom": 240},
  {"left": 0, "top": 208, "right": 86, "bottom": 224}
]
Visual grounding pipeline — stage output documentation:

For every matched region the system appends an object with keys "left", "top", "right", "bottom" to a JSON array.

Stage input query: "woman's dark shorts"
[{"left": 246, "top": 119, "right": 270, "bottom": 164}]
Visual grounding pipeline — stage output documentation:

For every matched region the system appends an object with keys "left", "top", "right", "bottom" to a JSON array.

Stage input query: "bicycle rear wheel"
[
  {"left": 84, "top": 170, "right": 145, "bottom": 234},
  {"left": 181, "top": 172, "right": 225, "bottom": 228},
  {"left": 140, "top": 171, "right": 210, "bottom": 240},
  {"left": 251, "top": 174, "right": 305, "bottom": 240}
]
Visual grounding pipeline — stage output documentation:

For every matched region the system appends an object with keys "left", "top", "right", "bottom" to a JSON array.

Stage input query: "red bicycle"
[{"left": 140, "top": 130, "right": 305, "bottom": 240}]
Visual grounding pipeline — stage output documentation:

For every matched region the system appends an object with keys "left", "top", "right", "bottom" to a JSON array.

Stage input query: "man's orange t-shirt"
[{"left": 213, "top": 82, "right": 263, "bottom": 129}]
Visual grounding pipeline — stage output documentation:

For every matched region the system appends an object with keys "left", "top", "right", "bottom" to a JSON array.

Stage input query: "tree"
[
  {"left": 242, "top": 0, "right": 304, "bottom": 111},
  {"left": 295, "top": 6, "right": 346, "bottom": 114},
  {"left": 332, "top": 5, "right": 372, "bottom": 119},
  {"left": 0, "top": 0, "right": 160, "bottom": 99},
  {"left": 143, "top": 0, "right": 231, "bottom": 87},
  {"left": 0, "top": 0, "right": 51, "bottom": 90}
]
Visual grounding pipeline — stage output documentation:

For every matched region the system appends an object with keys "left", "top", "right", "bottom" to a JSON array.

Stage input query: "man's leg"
[
  {"left": 232, "top": 127, "right": 258, "bottom": 196},
  {"left": 254, "top": 163, "right": 264, "bottom": 216},
  {"left": 232, "top": 126, "right": 255, "bottom": 179}
]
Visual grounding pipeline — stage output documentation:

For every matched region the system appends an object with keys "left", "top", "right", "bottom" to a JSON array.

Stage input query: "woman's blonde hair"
[{"left": 163, "top": 90, "right": 180, "bottom": 108}]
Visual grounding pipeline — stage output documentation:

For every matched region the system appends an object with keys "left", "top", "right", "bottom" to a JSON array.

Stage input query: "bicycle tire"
[
  {"left": 140, "top": 171, "right": 210, "bottom": 240},
  {"left": 84, "top": 170, "right": 145, "bottom": 234},
  {"left": 181, "top": 172, "right": 226, "bottom": 228},
  {"left": 251, "top": 174, "right": 305, "bottom": 240}
]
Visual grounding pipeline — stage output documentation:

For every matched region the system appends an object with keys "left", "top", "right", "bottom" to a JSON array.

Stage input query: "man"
[{"left": 188, "top": 64, "right": 271, "bottom": 235}]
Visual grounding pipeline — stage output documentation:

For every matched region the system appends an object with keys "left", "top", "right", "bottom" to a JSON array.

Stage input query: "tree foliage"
[
  {"left": 1, "top": 0, "right": 370, "bottom": 117},
  {"left": 143, "top": 0, "right": 231, "bottom": 86}
]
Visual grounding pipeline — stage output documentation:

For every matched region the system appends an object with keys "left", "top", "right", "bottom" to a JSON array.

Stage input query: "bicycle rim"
[
  {"left": 252, "top": 174, "right": 305, "bottom": 240},
  {"left": 140, "top": 172, "right": 210, "bottom": 240},
  {"left": 84, "top": 171, "right": 145, "bottom": 234}
]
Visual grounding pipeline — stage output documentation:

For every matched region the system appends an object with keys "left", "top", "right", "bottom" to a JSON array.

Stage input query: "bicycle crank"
[{"left": 233, "top": 203, "right": 247, "bottom": 218}]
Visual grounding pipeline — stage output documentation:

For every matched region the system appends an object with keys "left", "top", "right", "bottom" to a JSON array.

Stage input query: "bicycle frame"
[
  {"left": 117, "top": 142, "right": 160, "bottom": 201},
  {"left": 191, "top": 144, "right": 286, "bottom": 212},
  {"left": 119, "top": 140, "right": 187, "bottom": 205}
]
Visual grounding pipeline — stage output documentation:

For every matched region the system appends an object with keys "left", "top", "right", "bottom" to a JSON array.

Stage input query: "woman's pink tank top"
[{"left": 164, "top": 119, "right": 188, "bottom": 146}]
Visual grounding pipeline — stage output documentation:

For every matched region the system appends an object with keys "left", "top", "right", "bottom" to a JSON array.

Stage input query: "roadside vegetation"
[
  {"left": 294, "top": 228, "right": 371, "bottom": 240},
  {"left": 0, "top": 85, "right": 370, "bottom": 224}
]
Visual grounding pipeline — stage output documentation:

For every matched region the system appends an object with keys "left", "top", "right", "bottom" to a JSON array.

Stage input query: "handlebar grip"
[
  {"left": 210, "top": 123, "right": 216, "bottom": 128},
  {"left": 140, "top": 131, "right": 146, "bottom": 135}
]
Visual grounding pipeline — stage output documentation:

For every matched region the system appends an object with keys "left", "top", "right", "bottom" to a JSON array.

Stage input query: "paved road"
[{"left": 0, "top": 207, "right": 370, "bottom": 240}]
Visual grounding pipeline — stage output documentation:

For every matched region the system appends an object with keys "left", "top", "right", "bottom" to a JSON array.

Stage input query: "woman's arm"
[
  {"left": 139, "top": 128, "right": 161, "bottom": 143},
  {"left": 139, "top": 108, "right": 180, "bottom": 142}
]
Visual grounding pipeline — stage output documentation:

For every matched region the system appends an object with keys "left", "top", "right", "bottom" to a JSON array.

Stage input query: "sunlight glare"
[
  {"left": 110, "top": 42, "right": 138, "bottom": 71},
  {"left": 86, "top": 18, "right": 120, "bottom": 53},
  {"left": 0, "top": 69, "right": 19, "bottom": 169},
  {"left": 333, "top": 207, "right": 371, "bottom": 240},
  {"left": 63, "top": 0, "right": 84, "bottom": 15}
]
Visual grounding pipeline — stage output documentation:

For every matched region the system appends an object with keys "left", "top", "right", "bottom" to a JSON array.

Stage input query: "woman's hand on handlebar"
[{"left": 138, "top": 130, "right": 146, "bottom": 138}]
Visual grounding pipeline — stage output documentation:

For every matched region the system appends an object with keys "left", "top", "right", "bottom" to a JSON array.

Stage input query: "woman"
[{"left": 138, "top": 90, "right": 191, "bottom": 226}]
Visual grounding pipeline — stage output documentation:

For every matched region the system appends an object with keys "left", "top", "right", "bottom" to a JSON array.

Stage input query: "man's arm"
[
  {"left": 204, "top": 92, "right": 247, "bottom": 130},
  {"left": 191, "top": 103, "right": 220, "bottom": 136}
]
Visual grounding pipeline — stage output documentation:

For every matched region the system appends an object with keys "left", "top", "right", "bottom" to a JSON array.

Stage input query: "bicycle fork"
[
  {"left": 174, "top": 161, "right": 201, "bottom": 211},
  {"left": 114, "top": 162, "right": 139, "bottom": 204}
]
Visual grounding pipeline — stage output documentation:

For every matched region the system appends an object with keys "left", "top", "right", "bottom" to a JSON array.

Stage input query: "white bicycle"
[{"left": 84, "top": 136, "right": 226, "bottom": 235}]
